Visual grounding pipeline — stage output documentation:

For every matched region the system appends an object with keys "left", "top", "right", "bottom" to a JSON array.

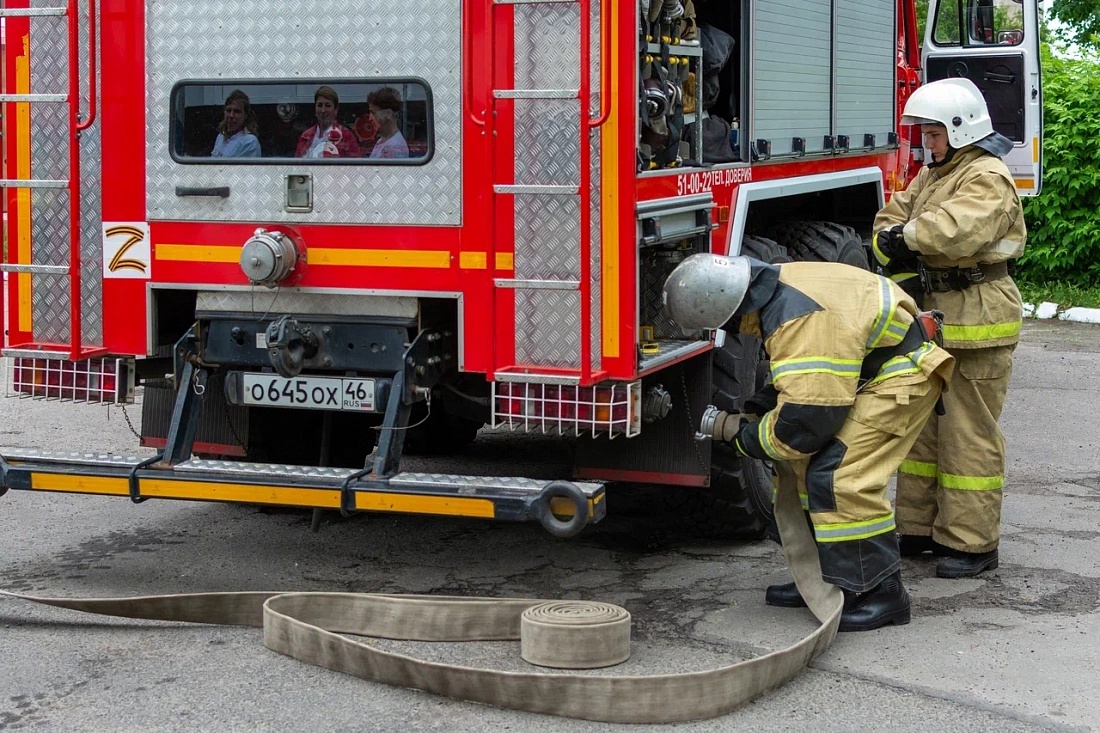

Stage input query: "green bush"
[{"left": 1017, "top": 48, "right": 1100, "bottom": 288}]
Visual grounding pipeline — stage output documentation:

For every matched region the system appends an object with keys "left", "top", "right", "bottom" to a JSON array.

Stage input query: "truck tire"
[
  {"left": 764, "top": 220, "right": 869, "bottom": 270},
  {"left": 666, "top": 236, "right": 787, "bottom": 540}
]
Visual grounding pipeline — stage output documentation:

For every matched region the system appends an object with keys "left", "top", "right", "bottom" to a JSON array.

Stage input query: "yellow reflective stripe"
[
  {"left": 815, "top": 513, "right": 896, "bottom": 542},
  {"left": 758, "top": 412, "right": 783, "bottom": 460},
  {"left": 771, "top": 357, "right": 862, "bottom": 380},
  {"left": 867, "top": 276, "right": 897, "bottom": 348},
  {"left": 890, "top": 272, "right": 918, "bottom": 283},
  {"left": 900, "top": 459, "right": 937, "bottom": 478},
  {"left": 899, "top": 461, "right": 1004, "bottom": 491},
  {"left": 771, "top": 486, "right": 809, "bottom": 510},
  {"left": 865, "top": 342, "right": 935, "bottom": 387},
  {"left": 872, "top": 232, "right": 890, "bottom": 266},
  {"left": 941, "top": 321, "right": 1022, "bottom": 342},
  {"left": 940, "top": 472, "right": 1004, "bottom": 491},
  {"left": 734, "top": 436, "right": 749, "bottom": 457},
  {"left": 866, "top": 360, "right": 919, "bottom": 386},
  {"left": 885, "top": 320, "right": 909, "bottom": 340}
]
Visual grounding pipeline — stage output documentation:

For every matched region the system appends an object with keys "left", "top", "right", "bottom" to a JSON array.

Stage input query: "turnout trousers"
[
  {"left": 780, "top": 374, "right": 945, "bottom": 593},
  {"left": 896, "top": 346, "right": 1015, "bottom": 553}
]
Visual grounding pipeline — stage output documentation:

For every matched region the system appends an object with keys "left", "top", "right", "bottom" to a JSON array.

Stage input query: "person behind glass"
[
  {"left": 295, "top": 85, "right": 361, "bottom": 159},
  {"left": 211, "top": 89, "right": 260, "bottom": 158},
  {"left": 367, "top": 87, "right": 409, "bottom": 159}
]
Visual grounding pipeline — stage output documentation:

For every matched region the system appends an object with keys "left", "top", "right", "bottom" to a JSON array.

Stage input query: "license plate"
[{"left": 241, "top": 374, "right": 376, "bottom": 412}]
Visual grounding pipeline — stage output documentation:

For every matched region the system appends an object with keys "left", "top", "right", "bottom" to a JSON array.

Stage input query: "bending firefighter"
[
  {"left": 664, "top": 255, "right": 954, "bottom": 631},
  {"left": 873, "top": 77, "right": 1026, "bottom": 579}
]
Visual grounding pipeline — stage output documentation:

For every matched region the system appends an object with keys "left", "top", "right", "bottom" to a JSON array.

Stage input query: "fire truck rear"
[{"left": 1, "top": 1, "right": 1042, "bottom": 537}]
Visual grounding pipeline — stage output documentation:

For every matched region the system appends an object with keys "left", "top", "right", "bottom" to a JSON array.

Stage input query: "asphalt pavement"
[{"left": 1, "top": 318, "right": 1098, "bottom": 732}]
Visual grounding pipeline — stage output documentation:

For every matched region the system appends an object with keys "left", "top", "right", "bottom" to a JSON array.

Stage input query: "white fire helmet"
[
  {"left": 901, "top": 77, "right": 994, "bottom": 149},
  {"left": 662, "top": 253, "right": 752, "bottom": 331}
]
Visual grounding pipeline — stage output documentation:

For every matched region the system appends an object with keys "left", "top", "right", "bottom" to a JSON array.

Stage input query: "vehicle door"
[{"left": 923, "top": 0, "right": 1042, "bottom": 194}]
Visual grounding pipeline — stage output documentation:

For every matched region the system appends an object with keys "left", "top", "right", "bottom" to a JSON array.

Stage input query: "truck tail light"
[
  {"left": 492, "top": 381, "right": 642, "bottom": 438},
  {"left": 5, "top": 357, "right": 136, "bottom": 403}
]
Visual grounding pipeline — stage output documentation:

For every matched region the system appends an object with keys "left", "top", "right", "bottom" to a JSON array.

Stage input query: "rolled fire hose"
[{"left": 0, "top": 464, "right": 841, "bottom": 724}]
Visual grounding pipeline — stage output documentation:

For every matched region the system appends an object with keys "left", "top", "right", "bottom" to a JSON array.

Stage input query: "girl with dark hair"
[{"left": 211, "top": 89, "right": 261, "bottom": 158}]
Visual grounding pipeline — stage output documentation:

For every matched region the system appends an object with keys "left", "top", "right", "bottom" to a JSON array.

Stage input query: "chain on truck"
[{"left": 0, "top": 0, "right": 1042, "bottom": 538}]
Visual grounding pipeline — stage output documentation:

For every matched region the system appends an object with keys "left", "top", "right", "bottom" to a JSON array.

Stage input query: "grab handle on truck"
[{"left": 175, "top": 186, "right": 231, "bottom": 198}]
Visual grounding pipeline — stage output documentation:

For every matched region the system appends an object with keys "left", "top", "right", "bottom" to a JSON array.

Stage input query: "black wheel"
[
  {"left": 764, "top": 220, "right": 869, "bottom": 270},
  {"left": 666, "top": 236, "right": 787, "bottom": 540}
]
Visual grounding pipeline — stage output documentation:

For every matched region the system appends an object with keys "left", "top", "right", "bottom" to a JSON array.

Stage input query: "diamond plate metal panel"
[
  {"left": 516, "top": 289, "right": 581, "bottom": 367},
  {"left": 510, "top": 3, "right": 604, "bottom": 371},
  {"left": 589, "top": 1, "right": 602, "bottom": 370},
  {"left": 193, "top": 289, "right": 418, "bottom": 319},
  {"left": 513, "top": 193, "right": 581, "bottom": 367},
  {"left": 642, "top": 249, "right": 694, "bottom": 339},
  {"left": 78, "top": 0, "right": 103, "bottom": 346},
  {"left": 513, "top": 3, "right": 580, "bottom": 92},
  {"left": 146, "top": 1, "right": 461, "bottom": 226},
  {"left": 590, "top": 131, "right": 602, "bottom": 370},
  {"left": 514, "top": 195, "right": 580, "bottom": 280},
  {"left": 27, "top": 0, "right": 103, "bottom": 346},
  {"left": 513, "top": 99, "right": 580, "bottom": 186}
]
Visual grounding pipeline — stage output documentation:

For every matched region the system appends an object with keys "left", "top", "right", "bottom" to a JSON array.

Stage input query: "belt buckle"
[
  {"left": 926, "top": 269, "right": 949, "bottom": 292},
  {"left": 916, "top": 260, "right": 931, "bottom": 294},
  {"left": 967, "top": 266, "right": 986, "bottom": 284}
]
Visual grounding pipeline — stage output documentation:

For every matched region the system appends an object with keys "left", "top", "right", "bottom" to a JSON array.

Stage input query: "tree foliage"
[
  {"left": 915, "top": 0, "right": 1026, "bottom": 45},
  {"left": 1017, "top": 47, "right": 1100, "bottom": 286},
  {"left": 1049, "top": 0, "right": 1100, "bottom": 51}
]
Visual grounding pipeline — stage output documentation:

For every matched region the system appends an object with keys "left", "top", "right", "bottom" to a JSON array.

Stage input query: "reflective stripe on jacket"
[
  {"left": 735, "top": 262, "right": 954, "bottom": 463},
  {"left": 874, "top": 146, "right": 1026, "bottom": 349}
]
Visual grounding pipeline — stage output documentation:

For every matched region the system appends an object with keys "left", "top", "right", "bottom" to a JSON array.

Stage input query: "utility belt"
[
  {"left": 859, "top": 311, "right": 944, "bottom": 384},
  {"left": 919, "top": 260, "right": 1011, "bottom": 293}
]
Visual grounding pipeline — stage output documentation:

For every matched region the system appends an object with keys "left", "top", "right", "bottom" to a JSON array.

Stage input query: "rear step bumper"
[{"left": 0, "top": 449, "right": 605, "bottom": 538}]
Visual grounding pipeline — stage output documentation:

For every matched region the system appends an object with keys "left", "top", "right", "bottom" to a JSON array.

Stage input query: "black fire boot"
[
  {"left": 899, "top": 534, "right": 951, "bottom": 557},
  {"left": 937, "top": 548, "right": 999, "bottom": 578},
  {"left": 764, "top": 581, "right": 807, "bottom": 608},
  {"left": 838, "top": 571, "right": 911, "bottom": 632}
]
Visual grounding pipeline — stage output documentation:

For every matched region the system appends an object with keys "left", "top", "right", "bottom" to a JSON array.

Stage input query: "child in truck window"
[{"left": 211, "top": 89, "right": 261, "bottom": 158}]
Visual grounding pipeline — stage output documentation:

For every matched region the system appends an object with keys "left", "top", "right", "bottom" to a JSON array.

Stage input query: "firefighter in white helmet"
[
  {"left": 872, "top": 77, "right": 1026, "bottom": 578},
  {"left": 663, "top": 254, "right": 954, "bottom": 630}
]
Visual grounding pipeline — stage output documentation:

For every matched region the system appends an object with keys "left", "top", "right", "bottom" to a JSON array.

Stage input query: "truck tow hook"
[{"left": 266, "top": 315, "right": 320, "bottom": 378}]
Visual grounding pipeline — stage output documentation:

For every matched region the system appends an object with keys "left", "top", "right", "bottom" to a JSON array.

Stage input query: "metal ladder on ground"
[
  {"left": 474, "top": 0, "right": 610, "bottom": 386},
  {"left": 0, "top": 0, "right": 100, "bottom": 361}
]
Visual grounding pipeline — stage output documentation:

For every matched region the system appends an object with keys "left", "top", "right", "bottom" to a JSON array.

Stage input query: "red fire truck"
[{"left": 1, "top": 0, "right": 1042, "bottom": 537}]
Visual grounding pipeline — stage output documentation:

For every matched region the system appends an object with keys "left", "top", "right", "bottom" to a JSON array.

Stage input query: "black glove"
[
  {"left": 744, "top": 384, "right": 779, "bottom": 417},
  {"left": 873, "top": 225, "right": 907, "bottom": 266}
]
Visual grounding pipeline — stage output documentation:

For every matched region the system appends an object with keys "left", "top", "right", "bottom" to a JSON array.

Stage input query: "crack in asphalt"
[
  {"left": 4, "top": 511, "right": 1099, "bottom": 729},
  {"left": 808, "top": 662, "right": 1091, "bottom": 733},
  {"left": 904, "top": 562, "right": 1100, "bottom": 618},
  {"left": 1008, "top": 473, "right": 1100, "bottom": 500},
  {"left": 1, "top": 528, "right": 191, "bottom": 594},
  {"left": 1, "top": 664, "right": 104, "bottom": 731},
  {"left": 1011, "top": 527, "right": 1100, "bottom": 542}
]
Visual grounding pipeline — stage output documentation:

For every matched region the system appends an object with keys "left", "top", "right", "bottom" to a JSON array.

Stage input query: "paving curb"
[{"left": 1023, "top": 301, "right": 1100, "bottom": 325}]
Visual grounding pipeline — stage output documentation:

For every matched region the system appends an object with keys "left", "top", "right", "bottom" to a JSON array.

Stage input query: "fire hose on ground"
[{"left": 0, "top": 463, "right": 840, "bottom": 724}]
